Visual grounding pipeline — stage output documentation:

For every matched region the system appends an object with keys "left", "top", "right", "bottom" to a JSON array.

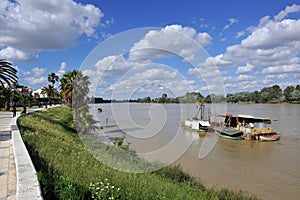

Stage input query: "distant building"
[{"left": 33, "top": 88, "right": 47, "bottom": 98}]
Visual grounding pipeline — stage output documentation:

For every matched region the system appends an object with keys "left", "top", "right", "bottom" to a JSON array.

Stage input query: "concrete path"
[
  {"left": 1, "top": 107, "right": 46, "bottom": 200},
  {"left": 0, "top": 111, "right": 16, "bottom": 200}
]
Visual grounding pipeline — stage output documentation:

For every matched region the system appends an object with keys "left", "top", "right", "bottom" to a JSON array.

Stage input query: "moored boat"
[
  {"left": 215, "top": 114, "right": 280, "bottom": 141},
  {"left": 184, "top": 104, "right": 211, "bottom": 131},
  {"left": 258, "top": 133, "right": 280, "bottom": 141}
]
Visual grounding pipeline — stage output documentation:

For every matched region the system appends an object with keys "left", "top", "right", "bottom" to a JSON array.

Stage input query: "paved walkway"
[
  {"left": 0, "top": 111, "right": 16, "bottom": 200},
  {"left": 0, "top": 107, "right": 47, "bottom": 200}
]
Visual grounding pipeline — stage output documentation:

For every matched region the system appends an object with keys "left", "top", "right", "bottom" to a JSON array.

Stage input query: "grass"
[{"left": 17, "top": 106, "right": 259, "bottom": 200}]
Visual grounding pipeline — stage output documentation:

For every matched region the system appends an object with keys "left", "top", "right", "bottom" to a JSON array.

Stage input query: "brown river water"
[{"left": 91, "top": 103, "right": 300, "bottom": 200}]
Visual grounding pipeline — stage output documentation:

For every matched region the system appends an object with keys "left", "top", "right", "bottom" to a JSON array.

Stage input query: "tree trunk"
[{"left": 4, "top": 100, "right": 10, "bottom": 111}]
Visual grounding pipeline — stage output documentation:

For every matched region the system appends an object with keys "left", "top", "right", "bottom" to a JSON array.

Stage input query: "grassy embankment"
[{"left": 17, "top": 106, "right": 258, "bottom": 200}]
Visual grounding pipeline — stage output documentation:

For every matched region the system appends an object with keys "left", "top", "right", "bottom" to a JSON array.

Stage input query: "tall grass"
[{"left": 17, "top": 106, "right": 258, "bottom": 200}]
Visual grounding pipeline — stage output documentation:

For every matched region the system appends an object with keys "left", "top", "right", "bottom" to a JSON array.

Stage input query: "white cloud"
[
  {"left": 94, "top": 55, "right": 136, "bottom": 75},
  {"left": 57, "top": 62, "right": 68, "bottom": 78},
  {"left": 24, "top": 67, "right": 48, "bottom": 86},
  {"left": 262, "top": 64, "right": 300, "bottom": 74},
  {"left": 241, "top": 19, "right": 300, "bottom": 49},
  {"left": 101, "top": 17, "right": 115, "bottom": 27},
  {"left": 0, "top": 0, "right": 103, "bottom": 61},
  {"left": 129, "top": 25, "right": 212, "bottom": 61},
  {"left": 0, "top": 47, "right": 29, "bottom": 61},
  {"left": 223, "top": 18, "right": 239, "bottom": 30},
  {"left": 199, "top": 54, "right": 235, "bottom": 68},
  {"left": 107, "top": 67, "right": 194, "bottom": 99},
  {"left": 237, "top": 75, "right": 254, "bottom": 82},
  {"left": 140, "top": 68, "right": 177, "bottom": 80},
  {"left": 197, "top": 4, "right": 300, "bottom": 92},
  {"left": 274, "top": 4, "right": 300, "bottom": 21},
  {"left": 21, "top": 62, "right": 70, "bottom": 88},
  {"left": 236, "top": 63, "right": 255, "bottom": 74},
  {"left": 265, "top": 74, "right": 288, "bottom": 80},
  {"left": 235, "top": 31, "right": 245, "bottom": 38}
]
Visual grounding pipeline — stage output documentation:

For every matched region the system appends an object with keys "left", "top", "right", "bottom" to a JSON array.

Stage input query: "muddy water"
[{"left": 91, "top": 103, "right": 300, "bottom": 200}]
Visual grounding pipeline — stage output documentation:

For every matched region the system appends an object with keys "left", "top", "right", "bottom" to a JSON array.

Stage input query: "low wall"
[{"left": 11, "top": 111, "right": 43, "bottom": 200}]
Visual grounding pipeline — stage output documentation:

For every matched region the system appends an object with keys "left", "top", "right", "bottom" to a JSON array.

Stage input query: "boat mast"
[{"left": 201, "top": 103, "right": 205, "bottom": 120}]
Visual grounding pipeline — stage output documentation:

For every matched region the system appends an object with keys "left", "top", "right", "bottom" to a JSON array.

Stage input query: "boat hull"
[
  {"left": 259, "top": 134, "right": 280, "bottom": 141},
  {"left": 214, "top": 127, "right": 244, "bottom": 140},
  {"left": 219, "top": 134, "right": 244, "bottom": 140},
  {"left": 184, "top": 119, "right": 210, "bottom": 131}
]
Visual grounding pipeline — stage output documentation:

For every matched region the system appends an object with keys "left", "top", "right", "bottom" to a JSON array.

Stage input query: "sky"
[{"left": 1, "top": 0, "right": 300, "bottom": 99}]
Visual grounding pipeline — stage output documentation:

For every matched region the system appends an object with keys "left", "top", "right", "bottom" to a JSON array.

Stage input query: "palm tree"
[
  {"left": 0, "top": 59, "right": 18, "bottom": 87},
  {"left": 60, "top": 70, "right": 96, "bottom": 134},
  {"left": 47, "top": 73, "right": 59, "bottom": 104},
  {"left": 41, "top": 85, "right": 59, "bottom": 104},
  {"left": 60, "top": 70, "right": 89, "bottom": 106},
  {"left": 16, "top": 85, "right": 31, "bottom": 114},
  {"left": 48, "top": 72, "right": 58, "bottom": 87}
]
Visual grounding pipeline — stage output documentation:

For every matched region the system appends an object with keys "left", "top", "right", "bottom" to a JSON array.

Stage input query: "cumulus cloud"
[
  {"left": 106, "top": 66, "right": 194, "bottom": 99},
  {"left": 197, "top": 4, "right": 300, "bottom": 92},
  {"left": 236, "top": 63, "right": 255, "bottom": 74},
  {"left": 24, "top": 67, "right": 48, "bottom": 86},
  {"left": 235, "top": 31, "right": 245, "bottom": 38},
  {"left": 223, "top": 18, "right": 239, "bottom": 30},
  {"left": 57, "top": 62, "right": 68, "bottom": 78},
  {"left": 0, "top": 0, "right": 103, "bottom": 61},
  {"left": 20, "top": 62, "right": 70, "bottom": 88},
  {"left": 262, "top": 64, "right": 300, "bottom": 74},
  {"left": 129, "top": 25, "right": 212, "bottom": 61},
  {"left": 274, "top": 4, "right": 300, "bottom": 21},
  {"left": 0, "top": 47, "right": 29, "bottom": 61}
]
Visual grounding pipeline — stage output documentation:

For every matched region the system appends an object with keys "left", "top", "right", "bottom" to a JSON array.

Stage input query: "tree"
[
  {"left": 162, "top": 93, "right": 168, "bottom": 103},
  {"left": 0, "top": 85, "right": 11, "bottom": 110},
  {"left": 48, "top": 72, "right": 59, "bottom": 87},
  {"left": 16, "top": 85, "right": 32, "bottom": 114},
  {"left": 60, "top": 70, "right": 79, "bottom": 106},
  {"left": 0, "top": 59, "right": 18, "bottom": 87},
  {"left": 47, "top": 73, "right": 59, "bottom": 104},
  {"left": 60, "top": 70, "right": 96, "bottom": 134},
  {"left": 249, "top": 91, "right": 259, "bottom": 103},
  {"left": 284, "top": 85, "right": 295, "bottom": 103},
  {"left": 41, "top": 85, "right": 59, "bottom": 104}
]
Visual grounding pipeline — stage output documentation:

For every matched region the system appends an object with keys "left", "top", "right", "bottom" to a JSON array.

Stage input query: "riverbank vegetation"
[
  {"left": 133, "top": 84, "right": 300, "bottom": 104},
  {"left": 18, "top": 106, "right": 258, "bottom": 200}
]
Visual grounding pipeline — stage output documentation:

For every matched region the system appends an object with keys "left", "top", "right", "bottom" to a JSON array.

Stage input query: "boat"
[
  {"left": 215, "top": 114, "right": 280, "bottom": 141},
  {"left": 184, "top": 104, "right": 211, "bottom": 131},
  {"left": 214, "top": 127, "right": 244, "bottom": 140},
  {"left": 257, "top": 133, "right": 280, "bottom": 141}
]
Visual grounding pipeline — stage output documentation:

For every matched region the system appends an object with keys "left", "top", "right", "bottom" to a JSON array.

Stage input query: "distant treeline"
[
  {"left": 89, "top": 84, "right": 300, "bottom": 104},
  {"left": 88, "top": 97, "right": 137, "bottom": 104}
]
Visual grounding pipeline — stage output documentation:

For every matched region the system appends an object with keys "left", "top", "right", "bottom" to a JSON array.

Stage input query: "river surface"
[{"left": 89, "top": 103, "right": 300, "bottom": 200}]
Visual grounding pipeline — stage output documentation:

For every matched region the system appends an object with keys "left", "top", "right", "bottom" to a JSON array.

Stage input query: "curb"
[{"left": 11, "top": 110, "right": 43, "bottom": 200}]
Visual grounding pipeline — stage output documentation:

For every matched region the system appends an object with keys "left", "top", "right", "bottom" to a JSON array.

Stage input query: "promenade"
[
  {"left": 0, "top": 111, "right": 16, "bottom": 200},
  {"left": 1, "top": 108, "right": 44, "bottom": 200}
]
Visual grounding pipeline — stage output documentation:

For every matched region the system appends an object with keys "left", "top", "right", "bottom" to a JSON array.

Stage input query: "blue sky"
[{"left": 1, "top": 0, "right": 300, "bottom": 99}]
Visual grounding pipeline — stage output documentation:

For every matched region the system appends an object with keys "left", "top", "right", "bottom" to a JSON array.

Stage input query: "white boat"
[
  {"left": 258, "top": 133, "right": 280, "bottom": 141},
  {"left": 184, "top": 104, "right": 211, "bottom": 131}
]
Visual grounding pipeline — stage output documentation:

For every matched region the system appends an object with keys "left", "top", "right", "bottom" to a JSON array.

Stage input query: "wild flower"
[{"left": 89, "top": 178, "right": 121, "bottom": 200}]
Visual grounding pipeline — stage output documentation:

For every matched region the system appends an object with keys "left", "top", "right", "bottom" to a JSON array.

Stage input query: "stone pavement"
[
  {"left": 0, "top": 111, "right": 16, "bottom": 200},
  {"left": 1, "top": 107, "right": 45, "bottom": 200}
]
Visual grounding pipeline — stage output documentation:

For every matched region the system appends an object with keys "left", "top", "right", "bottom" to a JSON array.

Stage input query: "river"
[{"left": 89, "top": 103, "right": 300, "bottom": 200}]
